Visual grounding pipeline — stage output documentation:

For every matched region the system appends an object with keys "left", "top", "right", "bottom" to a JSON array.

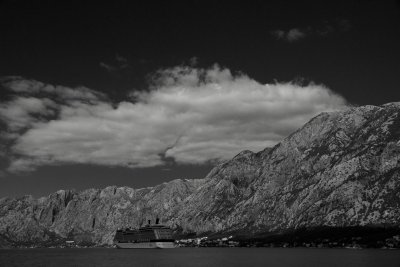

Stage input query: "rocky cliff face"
[
  {"left": 1, "top": 103, "right": 400, "bottom": 245},
  {"left": 0, "top": 179, "right": 203, "bottom": 245}
]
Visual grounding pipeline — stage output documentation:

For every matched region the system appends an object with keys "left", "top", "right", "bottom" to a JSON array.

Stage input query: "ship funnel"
[
  {"left": 156, "top": 218, "right": 160, "bottom": 224},
  {"left": 148, "top": 219, "right": 151, "bottom": 225}
]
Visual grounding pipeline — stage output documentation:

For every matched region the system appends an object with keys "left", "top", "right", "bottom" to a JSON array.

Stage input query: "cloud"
[
  {"left": 100, "top": 54, "right": 131, "bottom": 74},
  {"left": 0, "top": 96, "right": 56, "bottom": 131},
  {"left": 271, "top": 28, "right": 307, "bottom": 42},
  {"left": 271, "top": 19, "right": 351, "bottom": 42},
  {"left": 116, "top": 54, "right": 128, "bottom": 63},
  {"left": 336, "top": 19, "right": 351, "bottom": 32},
  {"left": 0, "top": 65, "right": 347, "bottom": 172},
  {"left": 189, "top": 57, "right": 198, "bottom": 66},
  {"left": 1, "top": 76, "right": 106, "bottom": 101},
  {"left": 271, "top": 30, "right": 285, "bottom": 40},
  {"left": 99, "top": 62, "right": 117, "bottom": 72},
  {"left": 286, "top": 28, "right": 307, "bottom": 42}
]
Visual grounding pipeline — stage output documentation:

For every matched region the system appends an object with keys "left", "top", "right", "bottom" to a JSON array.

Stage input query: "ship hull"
[{"left": 115, "top": 242, "right": 176, "bottom": 249}]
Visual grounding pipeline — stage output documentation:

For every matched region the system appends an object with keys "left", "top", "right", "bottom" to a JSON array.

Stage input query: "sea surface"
[{"left": 1, "top": 248, "right": 400, "bottom": 267}]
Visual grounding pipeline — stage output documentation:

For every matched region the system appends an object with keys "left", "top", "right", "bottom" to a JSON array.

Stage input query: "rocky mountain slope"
[{"left": 1, "top": 103, "right": 400, "bottom": 246}]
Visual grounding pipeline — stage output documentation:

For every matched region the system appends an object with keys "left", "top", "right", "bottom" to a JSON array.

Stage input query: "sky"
[{"left": 1, "top": 0, "right": 400, "bottom": 198}]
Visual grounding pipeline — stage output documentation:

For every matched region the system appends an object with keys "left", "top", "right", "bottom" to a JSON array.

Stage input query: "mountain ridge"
[{"left": 1, "top": 102, "right": 400, "bottom": 246}]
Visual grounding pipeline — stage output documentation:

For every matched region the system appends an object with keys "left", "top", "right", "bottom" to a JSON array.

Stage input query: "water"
[{"left": 1, "top": 248, "right": 400, "bottom": 267}]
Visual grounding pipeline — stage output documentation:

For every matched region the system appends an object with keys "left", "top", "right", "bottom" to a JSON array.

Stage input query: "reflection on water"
[{"left": 1, "top": 247, "right": 400, "bottom": 267}]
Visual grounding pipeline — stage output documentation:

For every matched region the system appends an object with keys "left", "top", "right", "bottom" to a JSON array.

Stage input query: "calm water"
[{"left": 0, "top": 248, "right": 400, "bottom": 267}]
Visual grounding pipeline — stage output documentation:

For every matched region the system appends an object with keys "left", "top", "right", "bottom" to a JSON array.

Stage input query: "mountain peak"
[
  {"left": 233, "top": 150, "right": 255, "bottom": 160},
  {"left": 1, "top": 103, "right": 400, "bottom": 246}
]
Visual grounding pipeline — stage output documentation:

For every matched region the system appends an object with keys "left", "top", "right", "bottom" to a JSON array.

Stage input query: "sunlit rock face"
[
  {"left": 0, "top": 179, "right": 204, "bottom": 245},
  {"left": 1, "top": 103, "right": 400, "bottom": 245}
]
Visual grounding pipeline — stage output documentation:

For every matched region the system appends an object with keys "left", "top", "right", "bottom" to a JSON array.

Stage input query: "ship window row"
[
  {"left": 121, "top": 232, "right": 156, "bottom": 241},
  {"left": 154, "top": 229, "right": 172, "bottom": 239}
]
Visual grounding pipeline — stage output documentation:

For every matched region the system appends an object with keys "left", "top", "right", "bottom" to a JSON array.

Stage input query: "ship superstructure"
[{"left": 114, "top": 219, "right": 176, "bottom": 248}]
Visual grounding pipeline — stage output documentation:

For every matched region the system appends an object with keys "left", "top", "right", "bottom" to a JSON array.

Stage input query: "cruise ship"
[{"left": 113, "top": 219, "right": 176, "bottom": 248}]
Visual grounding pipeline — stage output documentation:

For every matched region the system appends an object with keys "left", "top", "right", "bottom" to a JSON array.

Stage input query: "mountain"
[{"left": 1, "top": 103, "right": 400, "bottom": 246}]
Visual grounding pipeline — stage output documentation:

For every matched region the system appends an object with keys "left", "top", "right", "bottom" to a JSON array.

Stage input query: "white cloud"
[
  {"left": 100, "top": 54, "right": 131, "bottom": 74},
  {"left": 0, "top": 97, "right": 56, "bottom": 131},
  {"left": 100, "top": 62, "right": 117, "bottom": 72},
  {"left": 272, "top": 19, "right": 351, "bottom": 42},
  {"left": 271, "top": 30, "right": 285, "bottom": 40},
  {"left": 0, "top": 65, "right": 347, "bottom": 172},
  {"left": 271, "top": 28, "right": 307, "bottom": 42},
  {"left": 286, "top": 28, "right": 306, "bottom": 42},
  {"left": 116, "top": 54, "right": 128, "bottom": 63},
  {"left": 1, "top": 76, "right": 106, "bottom": 101}
]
